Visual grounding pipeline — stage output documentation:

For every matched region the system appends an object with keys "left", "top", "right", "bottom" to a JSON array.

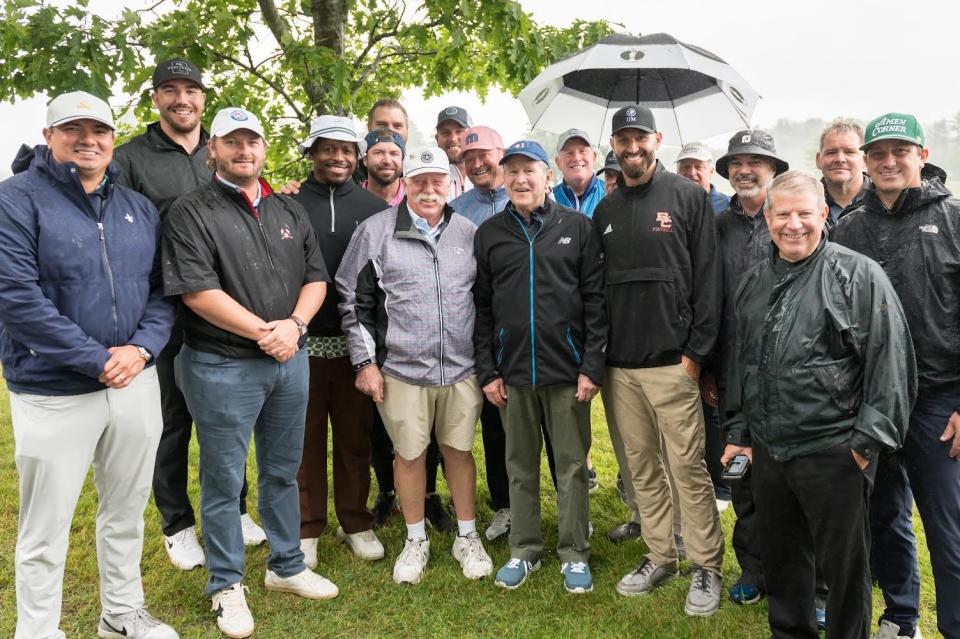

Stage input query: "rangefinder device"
[{"left": 721, "top": 454, "right": 750, "bottom": 481}]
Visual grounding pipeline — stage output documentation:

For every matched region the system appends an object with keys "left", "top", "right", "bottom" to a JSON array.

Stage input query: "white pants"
[{"left": 11, "top": 367, "right": 163, "bottom": 639}]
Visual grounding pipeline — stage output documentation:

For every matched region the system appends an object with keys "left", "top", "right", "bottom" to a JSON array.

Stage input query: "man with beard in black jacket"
[
  {"left": 114, "top": 59, "right": 265, "bottom": 570},
  {"left": 593, "top": 105, "right": 724, "bottom": 617},
  {"left": 290, "top": 115, "right": 388, "bottom": 566},
  {"left": 831, "top": 112, "right": 960, "bottom": 639}
]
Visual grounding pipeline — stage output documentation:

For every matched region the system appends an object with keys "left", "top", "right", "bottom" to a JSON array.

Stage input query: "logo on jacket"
[
  {"left": 558, "top": 237, "right": 571, "bottom": 245},
  {"left": 603, "top": 224, "right": 613, "bottom": 235},
  {"left": 919, "top": 224, "right": 939, "bottom": 234},
  {"left": 280, "top": 226, "right": 293, "bottom": 240},
  {"left": 453, "top": 246, "right": 464, "bottom": 255},
  {"left": 124, "top": 213, "right": 134, "bottom": 223},
  {"left": 653, "top": 211, "right": 673, "bottom": 233}
]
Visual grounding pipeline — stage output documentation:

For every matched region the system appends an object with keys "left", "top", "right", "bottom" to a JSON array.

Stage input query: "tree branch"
[
  {"left": 257, "top": 0, "right": 290, "bottom": 46},
  {"left": 208, "top": 50, "right": 305, "bottom": 121}
]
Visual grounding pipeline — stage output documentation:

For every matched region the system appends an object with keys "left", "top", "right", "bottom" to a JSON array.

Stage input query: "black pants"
[
  {"left": 154, "top": 327, "right": 248, "bottom": 536},
  {"left": 753, "top": 442, "right": 875, "bottom": 639},
  {"left": 370, "top": 408, "right": 443, "bottom": 494},
  {"left": 479, "top": 398, "right": 510, "bottom": 510}
]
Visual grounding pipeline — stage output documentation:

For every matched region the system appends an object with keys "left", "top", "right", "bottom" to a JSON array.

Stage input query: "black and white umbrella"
[{"left": 519, "top": 33, "right": 760, "bottom": 147}]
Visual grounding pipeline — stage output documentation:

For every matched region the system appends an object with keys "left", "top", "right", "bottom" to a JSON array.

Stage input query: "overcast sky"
[{"left": 1, "top": 0, "right": 957, "bottom": 175}]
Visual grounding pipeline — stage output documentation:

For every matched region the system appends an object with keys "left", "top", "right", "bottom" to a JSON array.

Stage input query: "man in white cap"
[
  {"left": 290, "top": 115, "right": 387, "bottom": 567},
  {"left": 163, "top": 107, "right": 336, "bottom": 638},
  {"left": 0, "top": 91, "right": 177, "bottom": 638},
  {"left": 338, "top": 146, "right": 493, "bottom": 586},
  {"left": 675, "top": 141, "right": 730, "bottom": 214},
  {"left": 552, "top": 128, "right": 605, "bottom": 218}
]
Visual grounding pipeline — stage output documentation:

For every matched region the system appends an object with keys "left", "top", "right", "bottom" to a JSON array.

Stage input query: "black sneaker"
[
  {"left": 424, "top": 493, "right": 455, "bottom": 533},
  {"left": 607, "top": 521, "right": 642, "bottom": 543},
  {"left": 372, "top": 491, "right": 398, "bottom": 529}
]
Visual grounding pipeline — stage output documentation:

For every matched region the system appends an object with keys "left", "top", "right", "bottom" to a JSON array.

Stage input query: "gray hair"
[
  {"left": 819, "top": 117, "right": 864, "bottom": 150},
  {"left": 765, "top": 170, "right": 826, "bottom": 212}
]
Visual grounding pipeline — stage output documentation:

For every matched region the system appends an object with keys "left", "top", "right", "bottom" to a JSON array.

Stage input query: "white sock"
[
  {"left": 406, "top": 520, "right": 427, "bottom": 541},
  {"left": 457, "top": 518, "right": 477, "bottom": 537}
]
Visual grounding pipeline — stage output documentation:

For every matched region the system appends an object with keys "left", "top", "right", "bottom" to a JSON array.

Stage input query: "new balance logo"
[
  {"left": 603, "top": 224, "right": 613, "bottom": 235},
  {"left": 558, "top": 237, "right": 571, "bottom": 245}
]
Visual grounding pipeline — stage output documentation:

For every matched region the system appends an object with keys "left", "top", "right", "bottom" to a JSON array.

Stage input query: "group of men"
[{"left": 0, "top": 56, "right": 958, "bottom": 639}]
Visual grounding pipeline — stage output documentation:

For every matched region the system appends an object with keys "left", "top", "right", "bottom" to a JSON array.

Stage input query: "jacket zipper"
[
  {"left": 432, "top": 247, "right": 446, "bottom": 385},
  {"left": 329, "top": 189, "right": 336, "bottom": 233},
  {"left": 97, "top": 222, "right": 120, "bottom": 344},
  {"left": 510, "top": 210, "right": 544, "bottom": 385},
  {"left": 566, "top": 327, "right": 582, "bottom": 364}
]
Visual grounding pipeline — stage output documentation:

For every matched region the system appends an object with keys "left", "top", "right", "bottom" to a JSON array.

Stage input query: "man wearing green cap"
[{"left": 831, "top": 112, "right": 960, "bottom": 639}]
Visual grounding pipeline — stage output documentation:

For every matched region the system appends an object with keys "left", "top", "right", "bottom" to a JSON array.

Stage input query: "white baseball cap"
[
  {"left": 46, "top": 91, "right": 115, "bottom": 129},
  {"left": 403, "top": 146, "right": 450, "bottom": 178},
  {"left": 675, "top": 142, "right": 713, "bottom": 163},
  {"left": 210, "top": 107, "right": 265, "bottom": 139},
  {"left": 298, "top": 115, "right": 366, "bottom": 155}
]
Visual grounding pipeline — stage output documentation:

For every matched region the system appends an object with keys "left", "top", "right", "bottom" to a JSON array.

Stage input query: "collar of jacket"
[
  {"left": 394, "top": 199, "right": 455, "bottom": 235},
  {"left": 212, "top": 174, "right": 275, "bottom": 218},
  {"left": 468, "top": 185, "right": 508, "bottom": 203},
  {"left": 304, "top": 172, "right": 357, "bottom": 198},
  {"left": 504, "top": 196, "right": 555, "bottom": 224},
  {"left": 728, "top": 194, "right": 766, "bottom": 223},
  {"left": 557, "top": 174, "right": 602, "bottom": 202},
  {"left": 768, "top": 234, "right": 828, "bottom": 274},
  {"left": 862, "top": 177, "right": 951, "bottom": 216},
  {"left": 145, "top": 121, "right": 209, "bottom": 155},
  {"left": 615, "top": 160, "right": 666, "bottom": 195},
  {"left": 821, "top": 173, "right": 869, "bottom": 209},
  {"left": 27, "top": 145, "right": 119, "bottom": 214}
]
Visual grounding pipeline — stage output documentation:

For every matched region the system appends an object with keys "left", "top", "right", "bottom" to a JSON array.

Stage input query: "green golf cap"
[{"left": 862, "top": 112, "right": 925, "bottom": 150}]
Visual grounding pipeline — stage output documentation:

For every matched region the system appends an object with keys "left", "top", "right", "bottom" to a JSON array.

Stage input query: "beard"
[
  {"left": 733, "top": 179, "right": 764, "bottom": 200},
  {"left": 618, "top": 151, "right": 655, "bottom": 180},
  {"left": 368, "top": 165, "right": 400, "bottom": 187},
  {"left": 161, "top": 108, "right": 200, "bottom": 135}
]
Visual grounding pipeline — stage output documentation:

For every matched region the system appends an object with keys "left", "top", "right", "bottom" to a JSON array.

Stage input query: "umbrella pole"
[{"left": 636, "top": 69, "right": 641, "bottom": 105}]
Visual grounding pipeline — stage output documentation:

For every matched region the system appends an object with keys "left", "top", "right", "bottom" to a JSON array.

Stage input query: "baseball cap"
[
  {"left": 152, "top": 59, "right": 205, "bottom": 90},
  {"left": 862, "top": 112, "right": 925, "bottom": 150},
  {"left": 363, "top": 128, "right": 405, "bottom": 156},
  {"left": 437, "top": 106, "right": 472, "bottom": 128},
  {"left": 611, "top": 105, "right": 657, "bottom": 135},
  {"left": 299, "top": 115, "right": 365, "bottom": 154},
  {"left": 403, "top": 146, "right": 450, "bottom": 178},
  {"left": 210, "top": 107, "right": 265, "bottom": 139},
  {"left": 458, "top": 126, "right": 504, "bottom": 161},
  {"left": 715, "top": 129, "right": 788, "bottom": 178},
  {"left": 499, "top": 140, "right": 550, "bottom": 166},
  {"left": 675, "top": 142, "right": 713, "bottom": 163},
  {"left": 556, "top": 128, "right": 593, "bottom": 154},
  {"left": 597, "top": 150, "right": 621, "bottom": 175},
  {"left": 46, "top": 91, "right": 115, "bottom": 129}
]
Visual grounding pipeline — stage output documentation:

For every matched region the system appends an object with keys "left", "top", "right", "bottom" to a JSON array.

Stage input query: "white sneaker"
[
  {"left": 240, "top": 513, "right": 267, "bottom": 546},
  {"left": 163, "top": 527, "right": 204, "bottom": 571},
  {"left": 485, "top": 508, "right": 511, "bottom": 541},
  {"left": 716, "top": 499, "right": 730, "bottom": 513},
  {"left": 393, "top": 537, "right": 430, "bottom": 585},
  {"left": 336, "top": 526, "right": 385, "bottom": 560},
  {"left": 300, "top": 537, "right": 319, "bottom": 569},
  {"left": 875, "top": 620, "right": 923, "bottom": 639},
  {"left": 452, "top": 532, "right": 494, "bottom": 580},
  {"left": 211, "top": 583, "right": 254, "bottom": 639},
  {"left": 265, "top": 568, "right": 339, "bottom": 600},
  {"left": 98, "top": 608, "right": 179, "bottom": 639}
]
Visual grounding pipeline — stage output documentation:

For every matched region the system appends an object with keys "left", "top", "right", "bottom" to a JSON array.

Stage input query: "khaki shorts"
[{"left": 378, "top": 374, "right": 482, "bottom": 460}]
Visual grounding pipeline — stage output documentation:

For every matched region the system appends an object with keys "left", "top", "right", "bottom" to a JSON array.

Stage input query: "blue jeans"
[
  {"left": 871, "top": 394, "right": 960, "bottom": 639},
  {"left": 175, "top": 346, "right": 308, "bottom": 596}
]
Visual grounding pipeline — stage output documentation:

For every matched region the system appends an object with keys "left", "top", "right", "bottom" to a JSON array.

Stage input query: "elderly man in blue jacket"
[{"left": 0, "top": 92, "right": 176, "bottom": 639}]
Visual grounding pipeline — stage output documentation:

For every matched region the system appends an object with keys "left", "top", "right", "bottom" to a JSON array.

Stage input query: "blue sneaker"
[
  {"left": 495, "top": 557, "right": 540, "bottom": 589},
  {"left": 561, "top": 561, "right": 593, "bottom": 594},
  {"left": 728, "top": 582, "right": 763, "bottom": 604},
  {"left": 816, "top": 605, "right": 826, "bottom": 631}
]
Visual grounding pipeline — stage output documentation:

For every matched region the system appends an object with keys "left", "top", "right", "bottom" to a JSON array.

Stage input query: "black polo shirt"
[{"left": 162, "top": 177, "right": 329, "bottom": 358}]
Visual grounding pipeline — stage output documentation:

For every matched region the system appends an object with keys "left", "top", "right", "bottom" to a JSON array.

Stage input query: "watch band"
[
  {"left": 135, "top": 346, "right": 152, "bottom": 363},
  {"left": 290, "top": 315, "right": 308, "bottom": 337}
]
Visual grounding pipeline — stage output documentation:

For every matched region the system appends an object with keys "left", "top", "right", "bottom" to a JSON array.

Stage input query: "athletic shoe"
[
  {"left": 240, "top": 514, "right": 267, "bottom": 546},
  {"left": 372, "top": 491, "right": 399, "bottom": 529},
  {"left": 485, "top": 508, "right": 511, "bottom": 541},
  {"left": 561, "top": 561, "right": 593, "bottom": 594},
  {"left": 336, "top": 526, "right": 385, "bottom": 561},
  {"left": 265, "top": 568, "right": 339, "bottom": 600},
  {"left": 211, "top": 583, "right": 254, "bottom": 639},
  {"left": 424, "top": 494, "right": 455, "bottom": 532},
  {"left": 728, "top": 581, "right": 763, "bottom": 605},
  {"left": 451, "top": 532, "right": 493, "bottom": 579},
  {"left": 685, "top": 566, "right": 722, "bottom": 617},
  {"left": 163, "top": 526, "right": 205, "bottom": 571},
  {"left": 607, "top": 521, "right": 642, "bottom": 543},
  {"left": 393, "top": 537, "right": 430, "bottom": 584},
  {"left": 616, "top": 558, "right": 679, "bottom": 596},
  {"left": 300, "top": 537, "right": 318, "bottom": 569},
  {"left": 495, "top": 557, "right": 541, "bottom": 589},
  {"left": 587, "top": 468, "right": 599, "bottom": 493},
  {"left": 874, "top": 620, "right": 923, "bottom": 639},
  {"left": 98, "top": 608, "right": 179, "bottom": 639}
]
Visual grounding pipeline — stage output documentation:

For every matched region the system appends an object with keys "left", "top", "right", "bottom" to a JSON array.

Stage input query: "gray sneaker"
[
  {"left": 685, "top": 566, "right": 722, "bottom": 617},
  {"left": 616, "top": 557, "right": 678, "bottom": 596},
  {"left": 607, "top": 521, "right": 641, "bottom": 544}
]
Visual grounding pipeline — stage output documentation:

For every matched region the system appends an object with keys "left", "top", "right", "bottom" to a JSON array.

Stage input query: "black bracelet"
[{"left": 353, "top": 359, "right": 373, "bottom": 372}]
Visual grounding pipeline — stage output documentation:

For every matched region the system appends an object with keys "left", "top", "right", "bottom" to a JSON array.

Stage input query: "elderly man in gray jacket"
[{"left": 338, "top": 146, "right": 492, "bottom": 586}]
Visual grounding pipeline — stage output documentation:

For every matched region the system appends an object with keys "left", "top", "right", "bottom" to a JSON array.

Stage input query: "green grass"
[{"left": 0, "top": 382, "right": 939, "bottom": 638}]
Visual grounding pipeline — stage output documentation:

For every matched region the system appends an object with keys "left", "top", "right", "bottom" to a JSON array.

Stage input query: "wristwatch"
[
  {"left": 290, "top": 315, "right": 308, "bottom": 337},
  {"left": 135, "top": 346, "right": 152, "bottom": 363}
]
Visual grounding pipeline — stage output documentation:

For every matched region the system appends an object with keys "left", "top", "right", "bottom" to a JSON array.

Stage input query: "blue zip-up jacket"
[
  {"left": 0, "top": 146, "right": 174, "bottom": 395},
  {"left": 450, "top": 185, "right": 509, "bottom": 227},
  {"left": 709, "top": 184, "right": 731, "bottom": 215},
  {"left": 552, "top": 175, "right": 604, "bottom": 218}
]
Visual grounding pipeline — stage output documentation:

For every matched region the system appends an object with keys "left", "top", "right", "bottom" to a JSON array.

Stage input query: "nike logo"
[
  {"left": 166, "top": 539, "right": 174, "bottom": 549},
  {"left": 101, "top": 618, "right": 128, "bottom": 636}
]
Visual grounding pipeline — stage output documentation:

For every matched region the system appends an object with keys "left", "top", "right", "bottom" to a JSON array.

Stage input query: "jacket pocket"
[
  {"left": 565, "top": 327, "right": 583, "bottom": 365},
  {"left": 605, "top": 267, "right": 683, "bottom": 361},
  {"left": 495, "top": 328, "right": 507, "bottom": 367},
  {"left": 809, "top": 357, "right": 860, "bottom": 415}
]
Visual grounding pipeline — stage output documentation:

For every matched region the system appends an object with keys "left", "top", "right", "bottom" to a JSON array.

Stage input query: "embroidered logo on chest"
[
  {"left": 653, "top": 211, "right": 673, "bottom": 233},
  {"left": 124, "top": 213, "right": 134, "bottom": 223},
  {"left": 919, "top": 224, "right": 939, "bottom": 234},
  {"left": 280, "top": 226, "right": 294, "bottom": 240},
  {"left": 558, "top": 237, "right": 572, "bottom": 245}
]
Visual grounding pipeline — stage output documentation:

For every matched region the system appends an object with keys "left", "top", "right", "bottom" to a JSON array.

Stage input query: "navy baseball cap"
[
  {"left": 363, "top": 127, "right": 405, "bottom": 156},
  {"left": 499, "top": 140, "right": 549, "bottom": 166}
]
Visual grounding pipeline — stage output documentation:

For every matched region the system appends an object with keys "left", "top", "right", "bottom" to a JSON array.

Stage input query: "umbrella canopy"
[{"left": 519, "top": 33, "right": 761, "bottom": 147}]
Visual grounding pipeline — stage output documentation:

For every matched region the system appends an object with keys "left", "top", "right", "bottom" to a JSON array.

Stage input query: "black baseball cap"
[
  {"left": 611, "top": 105, "right": 656, "bottom": 135},
  {"left": 152, "top": 59, "right": 205, "bottom": 90},
  {"left": 597, "top": 150, "right": 621, "bottom": 175},
  {"left": 437, "top": 106, "right": 472, "bottom": 128}
]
